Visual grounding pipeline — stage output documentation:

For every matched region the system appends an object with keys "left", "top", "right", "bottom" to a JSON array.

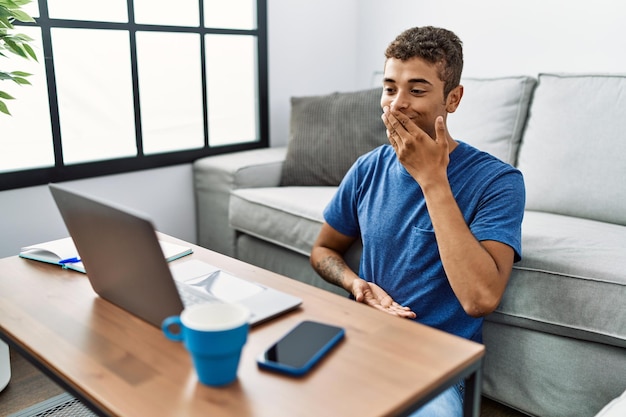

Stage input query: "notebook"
[
  {"left": 19, "top": 236, "right": 193, "bottom": 274},
  {"left": 49, "top": 183, "right": 302, "bottom": 327}
]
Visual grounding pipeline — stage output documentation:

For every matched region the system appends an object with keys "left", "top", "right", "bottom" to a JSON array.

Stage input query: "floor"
[{"left": 0, "top": 349, "right": 528, "bottom": 416}]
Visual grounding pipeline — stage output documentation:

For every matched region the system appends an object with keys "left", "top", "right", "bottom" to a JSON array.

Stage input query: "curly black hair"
[{"left": 385, "top": 26, "right": 463, "bottom": 98}]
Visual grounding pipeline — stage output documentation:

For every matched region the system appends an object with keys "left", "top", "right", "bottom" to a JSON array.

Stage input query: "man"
[{"left": 310, "top": 26, "right": 525, "bottom": 416}]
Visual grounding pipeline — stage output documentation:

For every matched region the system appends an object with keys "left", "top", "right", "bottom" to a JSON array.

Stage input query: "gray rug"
[{"left": 8, "top": 393, "right": 95, "bottom": 417}]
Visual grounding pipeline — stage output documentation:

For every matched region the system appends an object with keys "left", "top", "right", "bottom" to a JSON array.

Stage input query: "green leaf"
[
  {"left": 13, "top": 32, "right": 34, "bottom": 42},
  {"left": 4, "top": 37, "right": 27, "bottom": 58},
  {"left": 11, "top": 9, "right": 34, "bottom": 22},
  {"left": 0, "top": 90, "right": 14, "bottom": 99},
  {"left": 0, "top": 7, "right": 14, "bottom": 19},
  {"left": 10, "top": 70, "right": 31, "bottom": 77},
  {"left": 12, "top": 76, "right": 30, "bottom": 85},
  {"left": 0, "top": 15, "right": 13, "bottom": 29},
  {"left": 11, "top": 0, "right": 34, "bottom": 7},
  {"left": 0, "top": 99, "right": 10, "bottom": 115},
  {"left": 22, "top": 41, "right": 36, "bottom": 60},
  {"left": 0, "top": 0, "right": 22, "bottom": 9}
]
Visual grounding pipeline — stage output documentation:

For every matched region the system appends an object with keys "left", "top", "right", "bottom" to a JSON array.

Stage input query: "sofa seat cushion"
[
  {"left": 229, "top": 187, "right": 337, "bottom": 256},
  {"left": 488, "top": 210, "right": 626, "bottom": 347},
  {"left": 595, "top": 389, "right": 626, "bottom": 417}
]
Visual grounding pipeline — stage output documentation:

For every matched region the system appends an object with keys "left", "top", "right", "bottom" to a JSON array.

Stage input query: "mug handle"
[{"left": 162, "top": 316, "right": 184, "bottom": 341}]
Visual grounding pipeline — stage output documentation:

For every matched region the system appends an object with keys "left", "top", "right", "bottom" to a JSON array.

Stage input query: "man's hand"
[
  {"left": 352, "top": 278, "right": 416, "bottom": 319},
  {"left": 381, "top": 107, "right": 451, "bottom": 189}
]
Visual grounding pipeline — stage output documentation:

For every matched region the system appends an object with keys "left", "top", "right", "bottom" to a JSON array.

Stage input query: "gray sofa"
[{"left": 193, "top": 74, "right": 626, "bottom": 417}]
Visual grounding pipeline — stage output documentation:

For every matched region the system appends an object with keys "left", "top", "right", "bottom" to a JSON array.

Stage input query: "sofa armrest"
[{"left": 193, "top": 147, "right": 287, "bottom": 256}]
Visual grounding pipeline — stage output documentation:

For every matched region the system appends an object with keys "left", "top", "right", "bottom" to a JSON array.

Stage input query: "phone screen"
[{"left": 257, "top": 321, "right": 345, "bottom": 376}]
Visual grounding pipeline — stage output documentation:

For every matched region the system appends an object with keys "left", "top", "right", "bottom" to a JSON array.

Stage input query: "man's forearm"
[
  {"left": 423, "top": 181, "right": 508, "bottom": 317},
  {"left": 310, "top": 249, "right": 355, "bottom": 292}
]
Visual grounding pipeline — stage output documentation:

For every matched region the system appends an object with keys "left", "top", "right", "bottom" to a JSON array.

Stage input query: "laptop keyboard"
[
  {"left": 175, "top": 281, "right": 217, "bottom": 306},
  {"left": 174, "top": 279, "right": 257, "bottom": 321}
]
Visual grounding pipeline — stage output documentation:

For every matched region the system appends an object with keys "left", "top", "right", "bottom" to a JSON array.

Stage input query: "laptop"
[{"left": 49, "top": 183, "right": 302, "bottom": 327}]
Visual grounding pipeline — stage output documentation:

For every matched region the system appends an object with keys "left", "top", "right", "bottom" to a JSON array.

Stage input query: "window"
[{"left": 1, "top": 0, "right": 268, "bottom": 191}]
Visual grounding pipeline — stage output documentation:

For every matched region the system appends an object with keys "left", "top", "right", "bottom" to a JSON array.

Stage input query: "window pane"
[
  {"left": 203, "top": 0, "right": 256, "bottom": 30},
  {"left": 205, "top": 34, "right": 258, "bottom": 146},
  {"left": 51, "top": 28, "right": 136, "bottom": 164},
  {"left": 47, "top": 0, "right": 128, "bottom": 22},
  {"left": 133, "top": 0, "right": 198, "bottom": 26},
  {"left": 136, "top": 32, "right": 204, "bottom": 154},
  {"left": 22, "top": 0, "right": 40, "bottom": 19},
  {"left": 0, "top": 27, "right": 54, "bottom": 173}
]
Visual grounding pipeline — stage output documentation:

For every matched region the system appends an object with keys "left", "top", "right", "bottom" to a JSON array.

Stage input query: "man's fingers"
[
  {"left": 383, "top": 108, "right": 429, "bottom": 142},
  {"left": 386, "top": 111, "right": 408, "bottom": 133},
  {"left": 353, "top": 286, "right": 364, "bottom": 302},
  {"left": 435, "top": 115, "right": 447, "bottom": 142}
]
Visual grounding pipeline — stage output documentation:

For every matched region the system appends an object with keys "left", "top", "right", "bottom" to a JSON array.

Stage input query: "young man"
[{"left": 310, "top": 26, "right": 525, "bottom": 416}]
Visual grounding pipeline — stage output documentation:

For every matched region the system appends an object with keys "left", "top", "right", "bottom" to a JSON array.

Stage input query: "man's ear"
[{"left": 445, "top": 85, "right": 463, "bottom": 113}]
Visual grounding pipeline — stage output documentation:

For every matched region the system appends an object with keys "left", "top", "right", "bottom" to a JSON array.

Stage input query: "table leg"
[{"left": 463, "top": 364, "right": 483, "bottom": 417}]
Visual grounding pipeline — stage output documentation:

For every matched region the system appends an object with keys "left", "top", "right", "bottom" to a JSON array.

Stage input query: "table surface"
[{"left": 0, "top": 234, "right": 484, "bottom": 417}]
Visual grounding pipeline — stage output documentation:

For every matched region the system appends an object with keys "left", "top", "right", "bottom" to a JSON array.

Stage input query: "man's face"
[{"left": 380, "top": 57, "right": 459, "bottom": 140}]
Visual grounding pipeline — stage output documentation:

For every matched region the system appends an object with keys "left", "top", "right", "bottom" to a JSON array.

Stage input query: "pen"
[{"left": 59, "top": 257, "right": 81, "bottom": 264}]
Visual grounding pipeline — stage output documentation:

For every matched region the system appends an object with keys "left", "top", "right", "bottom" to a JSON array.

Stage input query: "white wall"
[
  {"left": 355, "top": 0, "right": 626, "bottom": 86},
  {"left": 267, "top": 0, "right": 360, "bottom": 146}
]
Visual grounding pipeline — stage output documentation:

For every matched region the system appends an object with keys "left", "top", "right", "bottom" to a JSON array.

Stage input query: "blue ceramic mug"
[{"left": 162, "top": 302, "right": 250, "bottom": 387}]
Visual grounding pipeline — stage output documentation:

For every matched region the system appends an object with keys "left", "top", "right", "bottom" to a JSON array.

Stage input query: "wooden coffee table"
[{"left": 0, "top": 234, "right": 484, "bottom": 417}]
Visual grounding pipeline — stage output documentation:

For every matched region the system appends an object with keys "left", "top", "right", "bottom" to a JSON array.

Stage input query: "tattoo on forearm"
[{"left": 315, "top": 255, "right": 347, "bottom": 288}]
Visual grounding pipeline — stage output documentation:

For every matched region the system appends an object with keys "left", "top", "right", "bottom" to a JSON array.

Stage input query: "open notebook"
[{"left": 20, "top": 237, "right": 192, "bottom": 273}]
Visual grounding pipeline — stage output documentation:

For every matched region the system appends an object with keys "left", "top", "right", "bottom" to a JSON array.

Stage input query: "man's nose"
[{"left": 390, "top": 93, "right": 409, "bottom": 111}]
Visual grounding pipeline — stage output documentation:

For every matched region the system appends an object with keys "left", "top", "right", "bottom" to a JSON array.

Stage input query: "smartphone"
[{"left": 257, "top": 320, "right": 345, "bottom": 376}]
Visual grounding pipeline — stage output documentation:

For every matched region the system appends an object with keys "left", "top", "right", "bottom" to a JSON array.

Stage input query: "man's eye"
[
  {"left": 411, "top": 89, "right": 424, "bottom": 94},
  {"left": 383, "top": 87, "right": 395, "bottom": 94}
]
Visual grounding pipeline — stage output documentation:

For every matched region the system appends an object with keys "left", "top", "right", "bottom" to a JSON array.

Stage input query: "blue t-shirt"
[{"left": 323, "top": 142, "right": 525, "bottom": 342}]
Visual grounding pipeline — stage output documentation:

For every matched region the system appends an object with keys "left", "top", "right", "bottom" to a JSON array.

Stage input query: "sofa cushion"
[
  {"left": 447, "top": 76, "right": 536, "bottom": 165},
  {"left": 489, "top": 210, "right": 626, "bottom": 348},
  {"left": 229, "top": 186, "right": 336, "bottom": 256},
  {"left": 280, "top": 88, "right": 387, "bottom": 186},
  {"left": 517, "top": 73, "right": 626, "bottom": 225},
  {"left": 595, "top": 389, "right": 626, "bottom": 417}
]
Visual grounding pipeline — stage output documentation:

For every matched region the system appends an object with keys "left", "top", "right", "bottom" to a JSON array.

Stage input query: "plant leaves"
[
  {"left": 0, "top": 16, "right": 13, "bottom": 29},
  {"left": 3, "top": 37, "right": 27, "bottom": 58},
  {"left": 11, "top": 9, "right": 34, "bottom": 22},
  {"left": 22, "top": 41, "right": 36, "bottom": 60},
  {"left": 10, "top": 70, "right": 31, "bottom": 76},
  {"left": 0, "top": 90, "right": 15, "bottom": 99},
  {"left": 0, "top": 0, "right": 36, "bottom": 117},
  {"left": 0, "top": 99, "right": 11, "bottom": 115},
  {"left": 12, "top": 76, "right": 30, "bottom": 85},
  {"left": 13, "top": 32, "right": 34, "bottom": 42},
  {"left": 11, "top": 0, "right": 35, "bottom": 7},
  {"left": 1, "top": 0, "right": 23, "bottom": 9}
]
